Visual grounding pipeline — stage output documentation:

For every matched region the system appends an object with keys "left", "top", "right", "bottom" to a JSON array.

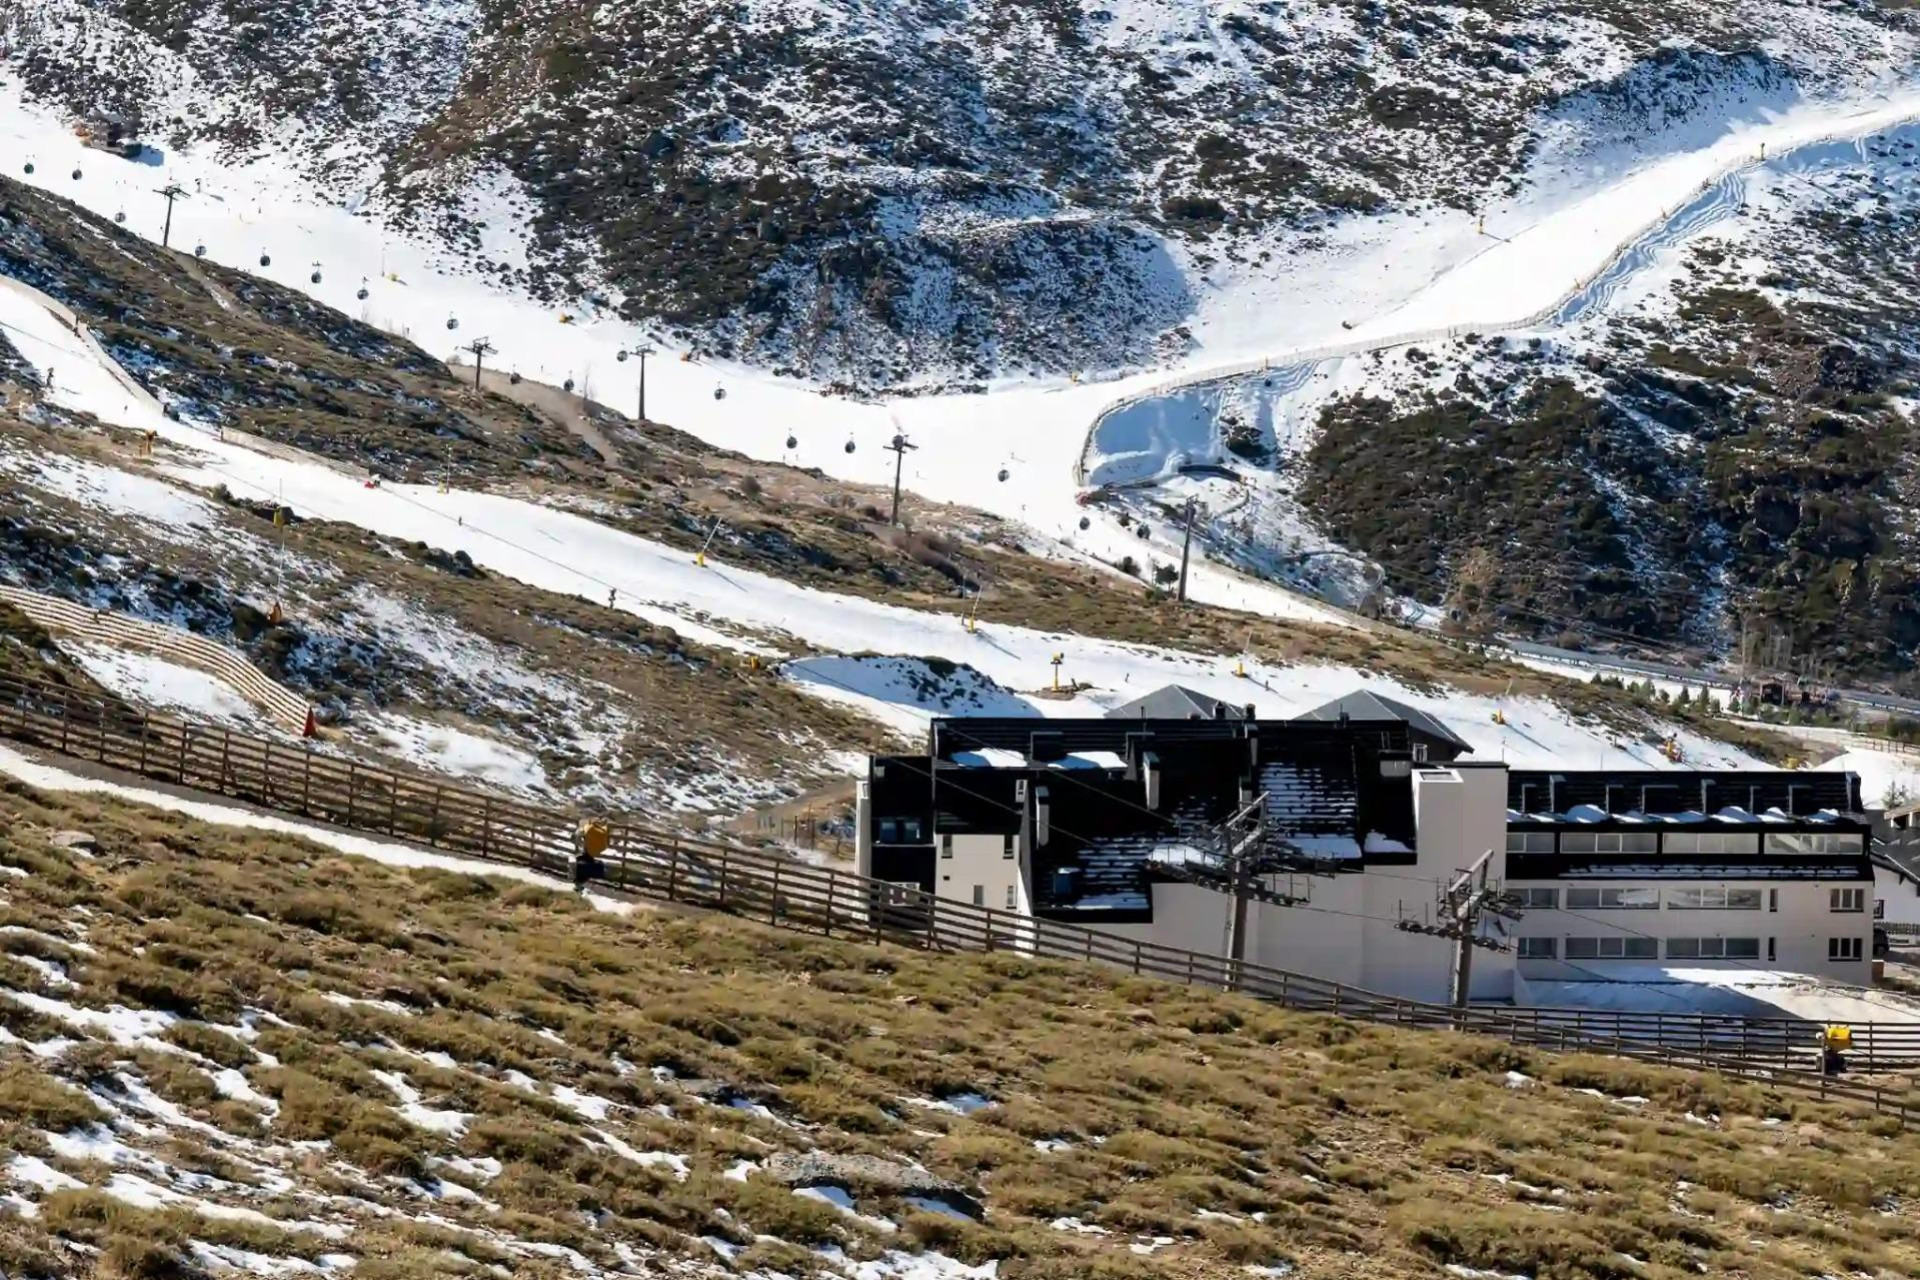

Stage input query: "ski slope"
[
  {"left": 5, "top": 74, "right": 1920, "bottom": 635},
  {"left": 0, "top": 264, "right": 1770, "bottom": 773}
]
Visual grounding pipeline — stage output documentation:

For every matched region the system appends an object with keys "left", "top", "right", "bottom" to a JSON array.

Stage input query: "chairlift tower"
[
  {"left": 1394, "top": 849, "right": 1518, "bottom": 1010},
  {"left": 460, "top": 338, "right": 497, "bottom": 391},
  {"left": 154, "top": 181, "right": 188, "bottom": 249},
  {"left": 883, "top": 430, "right": 917, "bottom": 527}
]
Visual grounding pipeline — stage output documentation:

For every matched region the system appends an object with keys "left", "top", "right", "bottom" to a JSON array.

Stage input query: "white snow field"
[
  {"left": 65, "top": 643, "right": 268, "bottom": 728},
  {"left": 5, "top": 71, "right": 1920, "bottom": 629}
]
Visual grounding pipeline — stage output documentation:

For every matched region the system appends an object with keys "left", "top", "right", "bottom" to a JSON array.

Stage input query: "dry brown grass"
[{"left": 0, "top": 777, "right": 1916, "bottom": 1278}]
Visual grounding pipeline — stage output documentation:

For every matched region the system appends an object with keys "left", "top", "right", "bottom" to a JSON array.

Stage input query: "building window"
[
  {"left": 1662, "top": 832, "right": 1760, "bottom": 855},
  {"left": 1829, "top": 936, "right": 1864, "bottom": 961},
  {"left": 1005, "top": 884, "right": 1017, "bottom": 910},
  {"left": 882, "top": 818, "right": 926, "bottom": 844},
  {"left": 1506, "top": 832, "right": 1556, "bottom": 854},
  {"left": 1412, "top": 742, "right": 1429, "bottom": 763},
  {"left": 879, "top": 820, "right": 897, "bottom": 843},
  {"left": 1766, "top": 832, "right": 1865, "bottom": 855},
  {"left": 1510, "top": 887, "right": 1558, "bottom": 910},
  {"left": 1565, "top": 887, "right": 1660, "bottom": 910},
  {"left": 1560, "top": 832, "right": 1658, "bottom": 855},
  {"left": 1876, "top": 899, "right": 1886, "bottom": 920},
  {"left": 1666, "top": 887, "right": 1762, "bottom": 911},
  {"left": 940, "top": 835, "right": 953, "bottom": 859},
  {"left": 1830, "top": 888, "right": 1866, "bottom": 913},
  {"left": 1002, "top": 834, "right": 1015, "bottom": 860},
  {"left": 1667, "top": 937, "right": 1760, "bottom": 960},
  {"left": 1564, "top": 937, "right": 1658, "bottom": 960},
  {"left": 1769, "top": 888, "right": 1779, "bottom": 913},
  {"left": 972, "top": 885, "right": 985, "bottom": 907},
  {"left": 1516, "top": 937, "right": 1557, "bottom": 959},
  {"left": 1767, "top": 937, "right": 1776, "bottom": 962}
]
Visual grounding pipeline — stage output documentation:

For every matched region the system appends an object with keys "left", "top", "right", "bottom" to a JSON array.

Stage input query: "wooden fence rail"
[
  {"left": 1, "top": 670, "right": 1917, "bottom": 1124},
  {"left": 0, "top": 584, "right": 312, "bottom": 734}
]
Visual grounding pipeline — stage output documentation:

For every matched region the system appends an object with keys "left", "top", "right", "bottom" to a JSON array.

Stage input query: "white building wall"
[
  {"left": 1066, "top": 767, "right": 1513, "bottom": 1004},
  {"left": 1508, "top": 879, "right": 1874, "bottom": 987},
  {"left": 935, "top": 832, "right": 1022, "bottom": 912},
  {"left": 1875, "top": 863, "right": 1920, "bottom": 928},
  {"left": 1082, "top": 879, "right": 1368, "bottom": 990},
  {"left": 854, "top": 780, "right": 873, "bottom": 880}
]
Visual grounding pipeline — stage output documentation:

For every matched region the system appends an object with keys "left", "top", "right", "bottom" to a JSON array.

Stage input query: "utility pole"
[
  {"left": 1218, "top": 793, "right": 1268, "bottom": 993},
  {"left": 1393, "top": 848, "right": 1515, "bottom": 1016},
  {"left": 1176, "top": 497, "right": 1197, "bottom": 604},
  {"left": 884, "top": 431, "right": 917, "bottom": 526},
  {"left": 1447, "top": 853, "right": 1492, "bottom": 1010},
  {"left": 155, "top": 182, "right": 188, "bottom": 249},
  {"left": 460, "top": 338, "right": 497, "bottom": 390},
  {"left": 617, "top": 345, "right": 653, "bottom": 421}
]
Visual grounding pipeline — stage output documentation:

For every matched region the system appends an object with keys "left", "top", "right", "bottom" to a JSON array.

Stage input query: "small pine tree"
[{"left": 1674, "top": 687, "right": 1691, "bottom": 710}]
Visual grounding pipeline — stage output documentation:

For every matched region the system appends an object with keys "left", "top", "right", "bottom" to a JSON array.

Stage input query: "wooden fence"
[
  {"left": 0, "top": 584, "right": 312, "bottom": 734},
  {"left": 1, "top": 670, "right": 1918, "bottom": 1123}
]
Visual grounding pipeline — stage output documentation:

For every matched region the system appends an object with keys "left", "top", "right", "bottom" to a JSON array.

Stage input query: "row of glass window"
[
  {"left": 1519, "top": 936, "right": 1863, "bottom": 961},
  {"left": 1510, "top": 886, "right": 1866, "bottom": 912},
  {"left": 1506, "top": 831, "right": 1864, "bottom": 856}
]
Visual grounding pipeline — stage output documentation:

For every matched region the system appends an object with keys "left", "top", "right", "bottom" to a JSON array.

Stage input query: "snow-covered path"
[{"left": 1084, "top": 89, "right": 1920, "bottom": 471}]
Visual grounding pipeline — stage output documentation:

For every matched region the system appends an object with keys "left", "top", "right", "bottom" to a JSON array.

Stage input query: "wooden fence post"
[
  {"left": 823, "top": 871, "right": 836, "bottom": 937},
  {"left": 769, "top": 862, "right": 781, "bottom": 924},
  {"left": 667, "top": 842, "right": 683, "bottom": 902}
]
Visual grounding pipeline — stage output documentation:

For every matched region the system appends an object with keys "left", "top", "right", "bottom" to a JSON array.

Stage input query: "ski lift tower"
[{"left": 154, "top": 181, "right": 188, "bottom": 249}]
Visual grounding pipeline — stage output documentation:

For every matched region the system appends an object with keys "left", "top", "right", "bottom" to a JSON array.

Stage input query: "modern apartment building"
[
  {"left": 856, "top": 687, "right": 1877, "bottom": 1003},
  {"left": 1503, "top": 769, "right": 1875, "bottom": 993}
]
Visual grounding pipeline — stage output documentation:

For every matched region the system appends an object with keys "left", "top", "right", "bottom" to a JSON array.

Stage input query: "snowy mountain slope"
[
  {"left": 1088, "top": 117, "right": 1920, "bottom": 681},
  {"left": 3, "top": 0, "right": 1917, "bottom": 391},
  {"left": 11, "top": 66, "right": 1920, "bottom": 656},
  {"left": 0, "top": 251, "right": 1772, "bottom": 777}
]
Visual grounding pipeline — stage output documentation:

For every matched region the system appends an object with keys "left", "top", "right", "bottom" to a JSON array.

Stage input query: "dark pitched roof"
[
  {"left": 1104, "top": 685, "right": 1248, "bottom": 722},
  {"left": 1294, "top": 689, "right": 1473, "bottom": 753}
]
